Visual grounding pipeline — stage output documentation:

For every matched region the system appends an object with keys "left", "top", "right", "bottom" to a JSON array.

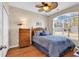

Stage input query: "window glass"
[{"left": 53, "top": 12, "right": 78, "bottom": 40}]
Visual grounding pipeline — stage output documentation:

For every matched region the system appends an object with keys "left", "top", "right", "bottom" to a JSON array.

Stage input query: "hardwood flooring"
[
  {"left": 6, "top": 45, "right": 75, "bottom": 57},
  {"left": 6, "top": 45, "right": 47, "bottom": 57},
  {"left": 63, "top": 48, "right": 75, "bottom": 57}
]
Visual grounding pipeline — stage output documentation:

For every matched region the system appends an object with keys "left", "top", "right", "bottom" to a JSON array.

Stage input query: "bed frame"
[
  {"left": 33, "top": 41, "right": 75, "bottom": 57},
  {"left": 32, "top": 27, "right": 44, "bottom": 36},
  {"left": 32, "top": 27, "right": 49, "bottom": 56},
  {"left": 32, "top": 41, "right": 49, "bottom": 56},
  {"left": 32, "top": 27, "right": 75, "bottom": 57}
]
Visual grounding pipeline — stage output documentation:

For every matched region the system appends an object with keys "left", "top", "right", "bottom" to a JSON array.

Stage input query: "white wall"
[{"left": 9, "top": 6, "right": 48, "bottom": 48}]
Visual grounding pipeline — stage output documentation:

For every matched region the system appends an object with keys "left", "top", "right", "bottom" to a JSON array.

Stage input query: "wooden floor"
[
  {"left": 6, "top": 45, "right": 47, "bottom": 57},
  {"left": 6, "top": 45, "right": 75, "bottom": 57}
]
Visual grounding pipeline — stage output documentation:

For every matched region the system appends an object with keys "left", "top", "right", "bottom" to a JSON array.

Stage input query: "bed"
[{"left": 32, "top": 27, "right": 75, "bottom": 57}]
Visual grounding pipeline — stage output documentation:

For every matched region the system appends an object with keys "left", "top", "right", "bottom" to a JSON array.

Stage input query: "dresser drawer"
[
  {"left": 19, "top": 29, "right": 30, "bottom": 33},
  {"left": 19, "top": 32, "right": 30, "bottom": 37},
  {"left": 20, "top": 37, "right": 30, "bottom": 42},
  {"left": 19, "top": 29, "right": 30, "bottom": 48},
  {"left": 19, "top": 40, "right": 30, "bottom": 47}
]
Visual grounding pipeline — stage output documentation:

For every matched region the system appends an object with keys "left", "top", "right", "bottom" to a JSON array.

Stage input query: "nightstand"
[{"left": 74, "top": 46, "right": 79, "bottom": 57}]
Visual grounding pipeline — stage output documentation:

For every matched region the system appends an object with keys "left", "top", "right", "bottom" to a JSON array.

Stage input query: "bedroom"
[{"left": 0, "top": 2, "right": 79, "bottom": 57}]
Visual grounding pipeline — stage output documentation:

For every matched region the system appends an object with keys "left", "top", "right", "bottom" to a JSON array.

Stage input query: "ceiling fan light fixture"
[{"left": 43, "top": 6, "right": 49, "bottom": 11}]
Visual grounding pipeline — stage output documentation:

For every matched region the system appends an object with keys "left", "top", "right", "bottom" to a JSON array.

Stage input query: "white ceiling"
[{"left": 9, "top": 2, "right": 79, "bottom": 16}]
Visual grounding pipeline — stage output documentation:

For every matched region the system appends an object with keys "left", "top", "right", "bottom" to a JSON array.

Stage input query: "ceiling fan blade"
[
  {"left": 38, "top": 8, "right": 44, "bottom": 12},
  {"left": 35, "top": 4, "right": 43, "bottom": 8},
  {"left": 47, "top": 2, "right": 53, "bottom": 7},
  {"left": 46, "top": 2, "right": 58, "bottom": 12},
  {"left": 41, "top": 2, "right": 45, "bottom": 5},
  {"left": 42, "top": 2, "right": 48, "bottom": 6},
  {"left": 50, "top": 2, "right": 58, "bottom": 9}
]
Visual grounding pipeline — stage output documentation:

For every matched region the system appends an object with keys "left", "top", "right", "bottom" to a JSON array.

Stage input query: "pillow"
[
  {"left": 34, "top": 31, "right": 42, "bottom": 36},
  {"left": 40, "top": 31, "right": 50, "bottom": 36},
  {"left": 40, "top": 32, "right": 47, "bottom": 36},
  {"left": 44, "top": 31, "right": 50, "bottom": 35}
]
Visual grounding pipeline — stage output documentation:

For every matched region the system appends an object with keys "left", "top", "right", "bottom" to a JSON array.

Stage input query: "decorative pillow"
[
  {"left": 40, "top": 32, "right": 46, "bottom": 36},
  {"left": 40, "top": 31, "right": 50, "bottom": 36}
]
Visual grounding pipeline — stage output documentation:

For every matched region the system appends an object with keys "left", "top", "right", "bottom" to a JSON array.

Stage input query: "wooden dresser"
[{"left": 19, "top": 29, "right": 30, "bottom": 47}]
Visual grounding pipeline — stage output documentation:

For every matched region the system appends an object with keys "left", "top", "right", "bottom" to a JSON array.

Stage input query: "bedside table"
[{"left": 74, "top": 46, "right": 79, "bottom": 57}]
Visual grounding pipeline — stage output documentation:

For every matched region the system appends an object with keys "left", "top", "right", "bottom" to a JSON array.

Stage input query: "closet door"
[
  {"left": 0, "top": 2, "right": 3, "bottom": 57},
  {"left": 2, "top": 6, "right": 9, "bottom": 57}
]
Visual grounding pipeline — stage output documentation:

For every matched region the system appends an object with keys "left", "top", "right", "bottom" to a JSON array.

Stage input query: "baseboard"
[{"left": 9, "top": 44, "right": 19, "bottom": 48}]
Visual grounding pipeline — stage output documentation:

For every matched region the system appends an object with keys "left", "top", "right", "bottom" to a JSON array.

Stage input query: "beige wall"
[{"left": 9, "top": 6, "right": 48, "bottom": 48}]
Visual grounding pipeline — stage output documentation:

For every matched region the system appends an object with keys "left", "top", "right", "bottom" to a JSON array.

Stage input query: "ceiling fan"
[{"left": 35, "top": 2, "right": 58, "bottom": 12}]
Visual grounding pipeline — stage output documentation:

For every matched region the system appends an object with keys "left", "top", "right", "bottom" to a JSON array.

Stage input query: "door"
[
  {"left": 0, "top": 2, "right": 3, "bottom": 57},
  {"left": 2, "top": 6, "right": 9, "bottom": 57},
  {"left": 0, "top": 3, "right": 9, "bottom": 57}
]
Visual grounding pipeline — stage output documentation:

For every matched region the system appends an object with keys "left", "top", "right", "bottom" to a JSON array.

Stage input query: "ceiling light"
[
  {"left": 43, "top": 6, "right": 49, "bottom": 11},
  {"left": 35, "top": 2, "right": 58, "bottom": 12}
]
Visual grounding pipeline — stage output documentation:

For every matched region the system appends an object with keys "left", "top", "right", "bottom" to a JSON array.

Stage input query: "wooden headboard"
[{"left": 32, "top": 27, "right": 44, "bottom": 36}]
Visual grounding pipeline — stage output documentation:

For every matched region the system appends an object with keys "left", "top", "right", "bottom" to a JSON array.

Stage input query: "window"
[{"left": 53, "top": 12, "right": 78, "bottom": 40}]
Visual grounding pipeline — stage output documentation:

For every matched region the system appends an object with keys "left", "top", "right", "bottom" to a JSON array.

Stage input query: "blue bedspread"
[{"left": 33, "top": 35, "right": 75, "bottom": 57}]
